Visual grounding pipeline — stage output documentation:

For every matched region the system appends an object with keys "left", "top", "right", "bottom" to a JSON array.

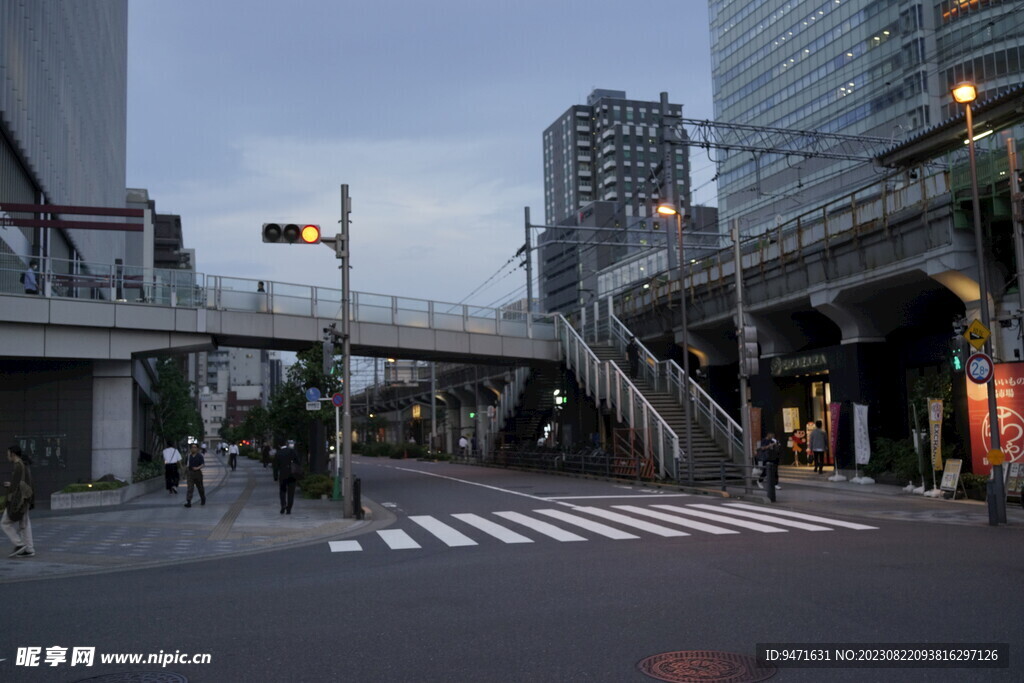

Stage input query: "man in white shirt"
[
  {"left": 161, "top": 440, "right": 182, "bottom": 494},
  {"left": 458, "top": 435, "right": 469, "bottom": 457},
  {"left": 228, "top": 442, "right": 239, "bottom": 471}
]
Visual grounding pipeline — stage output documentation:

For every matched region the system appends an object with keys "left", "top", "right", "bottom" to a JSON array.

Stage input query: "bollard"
[
  {"left": 766, "top": 462, "right": 777, "bottom": 503},
  {"left": 353, "top": 476, "right": 363, "bottom": 520}
]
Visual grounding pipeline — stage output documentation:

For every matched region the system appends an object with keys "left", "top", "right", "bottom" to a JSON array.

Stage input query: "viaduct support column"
[{"left": 92, "top": 360, "right": 135, "bottom": 481}]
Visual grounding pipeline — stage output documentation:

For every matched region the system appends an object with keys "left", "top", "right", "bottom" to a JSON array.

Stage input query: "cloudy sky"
[{"left": 127, "top": 0, "right": 715, "bottom": 308}]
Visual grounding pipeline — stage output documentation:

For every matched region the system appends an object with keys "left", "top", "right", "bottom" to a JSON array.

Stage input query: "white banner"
[{"left": 853, "top": 403, "right": 871, "bottom": 465}]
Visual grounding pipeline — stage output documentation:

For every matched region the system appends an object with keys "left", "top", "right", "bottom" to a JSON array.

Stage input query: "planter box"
[{"left": 50, "top": 476, "right": 164, "bottom": 511}]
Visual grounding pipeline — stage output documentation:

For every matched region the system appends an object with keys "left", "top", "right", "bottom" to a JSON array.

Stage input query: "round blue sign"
[{"left": 305, "top": 387, "right": 321, "bottom": 402}]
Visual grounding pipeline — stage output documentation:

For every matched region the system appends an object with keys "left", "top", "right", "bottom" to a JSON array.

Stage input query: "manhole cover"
[
  {"left": 637, "top": 650, "right": 775, "bottom": 683},
  {"left": 75, "top": 673, "right": 188, "bottom": 683}
]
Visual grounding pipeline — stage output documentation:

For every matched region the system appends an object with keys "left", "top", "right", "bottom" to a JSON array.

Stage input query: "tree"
[
  {"left": 240, "top": 405, "right": 271, "bottom": 446},
  {"left": 152, "top": 357, "right": 202, "bottom": 450}
]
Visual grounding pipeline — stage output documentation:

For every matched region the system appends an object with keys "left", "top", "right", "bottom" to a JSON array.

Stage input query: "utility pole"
[{"left": 733, "top": 219, "right": 754, "bottom": 492}]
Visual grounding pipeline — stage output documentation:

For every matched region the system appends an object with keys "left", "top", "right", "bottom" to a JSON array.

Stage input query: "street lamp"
[
  {"left": 656, "top": 202, "right": 694, "bottom": 484},
  {"left": 952, "top": 81, "right": 1007, "bottom": 524}
]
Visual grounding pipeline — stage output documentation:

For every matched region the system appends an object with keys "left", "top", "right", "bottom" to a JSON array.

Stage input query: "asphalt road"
[{"left": 4, "top": 459, "right": 1022, "bottom": 682}]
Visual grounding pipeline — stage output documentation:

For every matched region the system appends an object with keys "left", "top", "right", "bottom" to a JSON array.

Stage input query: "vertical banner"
[
  {"left": 829, "top": 402, "right": 841, "bottom": 466},
  {"left": 966, "top": 361, "right": 1024, "bottom": 475},
  {"left": 853, "top": 403, "right": 871, "bottom": 465},
  {"left": 749, "top": 406, "right": 762, "bottom": 456},
  {"left": 928, "top": 398, "right": 943, "bottom": 471}
]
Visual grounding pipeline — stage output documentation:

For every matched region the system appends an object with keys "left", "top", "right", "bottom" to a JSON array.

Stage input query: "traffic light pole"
[{"left": 339, "top": 185, "right": 353, "bottom": 518}]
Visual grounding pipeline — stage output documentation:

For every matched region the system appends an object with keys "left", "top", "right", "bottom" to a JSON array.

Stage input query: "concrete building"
[
  {"left": 709, "top": 0, "right": 1024, "bottom": 234},
  {"left": 539, "top": 90, "right": 695, "bottom": 313}
]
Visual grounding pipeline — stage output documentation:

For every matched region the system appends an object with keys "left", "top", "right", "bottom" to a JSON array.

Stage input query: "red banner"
[
  {"left": 829, "top": 402, "right": 841, "bottom": 466},
  {"left": 966, "top": 361, "right": 1024, "bottom": 475}
]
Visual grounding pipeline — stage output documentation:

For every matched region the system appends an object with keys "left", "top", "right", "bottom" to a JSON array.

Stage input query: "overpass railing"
[
  {"left": 556, "top": 315, "right": 679, "bottom": 480},
  {"left": 0, "top": 257, "right": 556, "bottom": 341}
]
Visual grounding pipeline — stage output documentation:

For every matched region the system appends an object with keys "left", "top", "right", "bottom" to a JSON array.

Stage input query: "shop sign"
[
  {"left": 966, "top": 361, "right": 1024, "bottom": 475},
  {"left": 769, "top": 352, "right": 828, "bottom": 377}
]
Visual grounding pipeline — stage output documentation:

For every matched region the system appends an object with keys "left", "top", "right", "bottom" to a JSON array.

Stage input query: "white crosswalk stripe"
[
  {"left": 686, "top": 503, "right": 834, "bottom": 531},
  {"left": 410, "top": 515, "right": 478, "bottom": 547},
  {"left": 721, "top": 503, "right": 878, "bottom": 530},
  {"left": 378, "top": 529, "right": 421, "bottom": 550},
  {"left": 327, "top": 502, "right": 878, "bottom": 553},
  {"left": 452, "top": 513, "right": 534, "bottom": 543},
  {"left": 614, "top": 505, "right": 740, "bottom": 535},
  {"left": 651, "top": 504, "right": 789, "bottom": 533},
  {"left": 533, "top": 509, "right": 640, "bottom": 539},
  {"left": 574, "top": 506, "right": 689, "bottom": 537},
  {"left": 493, "top": 511, "right": 588, "bottom": 542}
]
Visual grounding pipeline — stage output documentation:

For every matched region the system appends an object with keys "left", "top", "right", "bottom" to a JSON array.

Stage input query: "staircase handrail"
[
  {"left": 607, "top": 314, "right": 744, "bottom": 462},
  {"left": 555, "top": 316, "right": 680, "bottom": 479}
]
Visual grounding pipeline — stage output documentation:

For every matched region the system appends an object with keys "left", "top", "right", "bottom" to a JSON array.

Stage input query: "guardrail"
[
  {"left": 0, "top": 258, "right": 556, "bottom": 341},
  {"left": 606, "top": 313, "right": 745, "bottom": 463},
  {"left": 556, "top": 315, "right": 679, "bottom": 480}
]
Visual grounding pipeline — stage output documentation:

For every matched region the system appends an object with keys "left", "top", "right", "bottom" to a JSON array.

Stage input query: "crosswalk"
[{"left": 327, "top": 502, "right": 877, "bottom": 553}]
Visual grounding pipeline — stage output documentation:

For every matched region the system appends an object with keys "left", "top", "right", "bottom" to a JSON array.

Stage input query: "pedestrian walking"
[
  {"left": 261, "top": 442, "right": 271, "bottom": 468},
  {"left": 228, "top": 442, "right": 239, "bottom": 471},
  {"left": 161, "top": 440, "right": 182, "bottom": 494},
  {"left": 458, "top": 435, "right": 469, "bottom": 457},
  {"left": 183, "top": 443, "right": 206, "bottom": 507},
  {"left": 809, "top": 420, "right": 828, "bottom": 474},
  {"left": 2, "top": 445, "right": 35, "bottom": 558},
  {"left": 274, "top": 441, "right": 301, "bottom": 514},
  {"left": 626, "top": 336, "right": 640, "bottom": 379},
  {"left": 20, "top": 260, "right": 39, "bottom": 295}
]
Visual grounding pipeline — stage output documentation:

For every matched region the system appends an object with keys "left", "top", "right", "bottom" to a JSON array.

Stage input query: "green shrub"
[
  {"left": 298, "top": 473, "right": 334, "bottom": 499},
  {"left": 133, "top": 460, "right": 163, "bottom": 483},
  {"left": 390, "top": 443, "right": 428, "bottom": 459},
  {"left": 959, "top": 473, "right": 988, "bottom": 500},
  {"left": 362, "top": 442, "right": 396, "bottom": 458},
  {"left": 865, "top": 437, "right": 921, "bottom": 483},
  {"left": 61, "top": 481, "right": 127, "bottom": 493}
]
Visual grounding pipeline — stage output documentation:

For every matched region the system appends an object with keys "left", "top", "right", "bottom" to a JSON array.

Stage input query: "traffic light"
[
  {"left": 262, "top": 222, "right": 321, "bottom": 244},
  {"left": 739, "top": 324, "right": 759, "bottom": 377},
  {"left": 322, "top": 340, "right": 334, "bottom": 375},
  {"left": 949, "top": 336, "right": 968, "bottom": 372}
]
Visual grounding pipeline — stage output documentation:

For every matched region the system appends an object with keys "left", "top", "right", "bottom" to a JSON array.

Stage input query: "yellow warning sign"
[
  {"left": 988, "top": 448, "right": 1005, "bottom": 466},
  {"left": 964, "top": 319, "right": 990, "bottom": 351}
]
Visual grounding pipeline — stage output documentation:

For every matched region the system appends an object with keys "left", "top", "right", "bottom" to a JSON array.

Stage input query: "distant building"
[{"left": 540, "top": 89, "right": 694, "bottom": 313}]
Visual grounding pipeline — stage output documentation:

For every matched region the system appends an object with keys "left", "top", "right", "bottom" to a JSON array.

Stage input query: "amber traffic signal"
[{"left": 262, "top": 222, "right": 321, "bottom": 244}]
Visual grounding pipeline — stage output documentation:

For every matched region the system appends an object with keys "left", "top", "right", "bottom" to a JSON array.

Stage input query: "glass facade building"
[{"left": 708, "top": 0, "right": 1024, "bottom": 235}]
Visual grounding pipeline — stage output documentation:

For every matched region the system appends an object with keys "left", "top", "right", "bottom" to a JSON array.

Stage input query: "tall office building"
[
  {"left": 540, "top": 90, "right": 691, "bottom": 312},
  {"left": 0, "top": 0, "right": 129, "bottom": 268},
  {"left": 709, "top": 0, "right": 1024, "bottom": 234}
]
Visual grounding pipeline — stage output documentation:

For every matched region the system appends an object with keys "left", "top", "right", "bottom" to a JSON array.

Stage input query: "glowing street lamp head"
[
  {"left": 656, "top": 204, "right": 679, "bottom": 216},
  {"left": 952, "top": 82, "right": 977, "bottom": 104}
]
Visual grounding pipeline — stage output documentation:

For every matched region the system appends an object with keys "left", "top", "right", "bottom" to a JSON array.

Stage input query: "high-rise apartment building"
[
  {"left": 540, "top": 90, "right": 692, "bottom": 312},
  {"left": 543, "top": 89, "right": 690, "bottom": 225},
  {"left": 709, "top": 0, "right": 1024, "bottom": 234}
]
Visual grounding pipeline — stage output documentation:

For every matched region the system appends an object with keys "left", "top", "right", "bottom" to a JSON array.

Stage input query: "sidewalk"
[
  {"left": 0, "top": 453, "right": 370, "bottom": 584},
  {"left": 744, "top": 464, "right": 1024, "bottom": 527}
]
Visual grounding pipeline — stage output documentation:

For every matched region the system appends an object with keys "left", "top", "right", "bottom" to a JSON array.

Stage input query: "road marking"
[
  {"left": 410, "top": 515, "right": 478, "bottom": 547},
  {"left": 452, "top": 513, "right": 534, "bottom": 543},
  {"left": 651, "top": 504, "right": 789, "bottom": 533},
  {"left": 328, "top": 540, "right": 362, "bottom": 552},
  {"left": 378, "top": 529, "right": 421, "bottom": 550},
  {"left": 534, "top": 509, "right": 639, "bottom": 539},
  {"left": 393, "top": 467, "right": 574, "bottom": 506},
  {"left": 575, "top": 506, "right": 689, "bottom": 537},
  {"left": 546, "top": 494, "right": 693, "bottom": 500},
  {"left": 493, "top": 511, "right": 588, "bottom": 542},
  {"left": 686, "top": 504, "right": 833, "bottom": 531},
  {"left": 722, "top": 503, "right": 878, "bottom": 530},
  {"left": 614, "top": 505, "right": 740, "bottom": 535}
]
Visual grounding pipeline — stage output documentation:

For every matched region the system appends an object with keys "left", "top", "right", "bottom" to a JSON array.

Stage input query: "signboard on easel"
[
  {"left": 939, "top": 458, "right": 962, "bottom": 493},
  {"left": 1006, "top": 462, "right": 1024, "bottom": 499}
]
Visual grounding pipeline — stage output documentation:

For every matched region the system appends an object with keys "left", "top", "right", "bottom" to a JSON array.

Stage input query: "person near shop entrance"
[{"left": 809, "top": 420, "right": 828, "bottom": 473}]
